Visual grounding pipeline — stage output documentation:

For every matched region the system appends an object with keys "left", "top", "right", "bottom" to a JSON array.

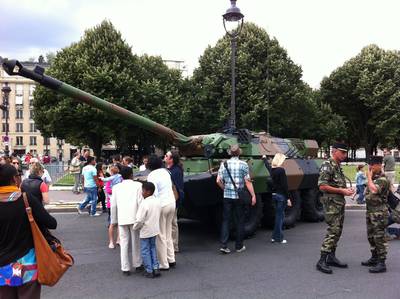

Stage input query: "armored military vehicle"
[{"left": 1, "top": 58, "right": 324, "bottom": 236}]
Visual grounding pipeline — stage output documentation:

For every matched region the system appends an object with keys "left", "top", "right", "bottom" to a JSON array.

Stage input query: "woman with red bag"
[{"left": 0, "top": 163, "right": 57, "bottom": 298}]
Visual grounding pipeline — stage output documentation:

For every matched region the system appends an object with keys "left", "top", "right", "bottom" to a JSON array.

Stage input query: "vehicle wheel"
[
  {"left": 301, "top": 188, "right": 324, "bottom": 222},
  {"left": 284, "top": 191, "right": 301, "bottom": 228},
  {"left": 227, "top": 194, "right": 264, "bottom": 239},
  {"left": 261, "top": 193, "right": 274, "bottom": 228},
  {"left": 243, "top": 194, "right": 263, "bottom": 238}
]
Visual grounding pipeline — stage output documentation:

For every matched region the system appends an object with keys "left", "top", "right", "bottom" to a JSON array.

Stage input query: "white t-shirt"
[{"left": 147, "top": 168, "right": 175, "bottom": 207}]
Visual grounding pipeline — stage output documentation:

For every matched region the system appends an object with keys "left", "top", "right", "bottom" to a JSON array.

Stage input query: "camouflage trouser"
[
  {"left": 320, "top": 195, "right": 345, "bottom": 253},
  {"left": 366, "top": 211, "right": 388, "bottom": 260}
]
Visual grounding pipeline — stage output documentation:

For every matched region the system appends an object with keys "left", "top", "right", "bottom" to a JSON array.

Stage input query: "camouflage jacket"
[
  {"left": 318, "top": 158, "right": 347, "bottom": 194},
  {"left": 366, "top": 174, "right": 390, "bottom": 213}
]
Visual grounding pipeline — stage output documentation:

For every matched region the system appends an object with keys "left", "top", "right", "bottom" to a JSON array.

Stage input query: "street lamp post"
[
  {"left": 1, "top": 83, "right": 11, "bottom": 157},
  {"left": 223, "top": 0, "right": 244, "bottom": 132}
]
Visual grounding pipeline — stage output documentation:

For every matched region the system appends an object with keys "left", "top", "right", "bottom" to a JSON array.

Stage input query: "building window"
[
  {"left": 30, "top": 110, "right": 34, "bottom": 119},
  {"left": 16, "top": 110, "right": 23, "bottom": 119},
  {"left": 16, "top": 136, "right": 23, "bottom": 146},
  {"left": 30, "top": 136, "right": 37, "bottom": 146},
  {"left": 29, "top": 123, "right": 37, "bottom": 132},
  {"left": 16, "top": 123, "right": 23, "bottom": 132},
  {"left": 15, "top": 95, "right": 23, "bottom": 105},
  {"left": 2, "top": 123, "right": 9, "bottom": 132},
  {"left": 16, "top": 84, "right": 23, "bottom": 96},
  {"left": 43, "top": 137, "right": 50, "bottom": 146},
  {"left": 29, "top": 85, "right": 36, "bottom": 96},
  {"left": 29, "top": 97, "right": 34, "bottom": 107},
  {"left": 2, "top": 110, "right": 8, "bottom": 119}
]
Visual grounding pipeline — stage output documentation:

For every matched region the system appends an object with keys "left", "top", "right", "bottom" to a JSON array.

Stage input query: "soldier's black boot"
[
  {"left": 326, "top": 250, "right": 348, "bottom": 268},
  {"left": 316, "top": 253, "right": 333, "bottom": 274},
  {"left": 361, "top": 251, "right": 378, "bottom": 267},
  {"left": 369, "top": 259, "right": 386, "bottom": 273}
]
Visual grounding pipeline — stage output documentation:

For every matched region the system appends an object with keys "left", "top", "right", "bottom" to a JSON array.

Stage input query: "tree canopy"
[
  {"left": 190, "top": 22, "right": 318, "bottom": 138},
  {"left": 33, "top": 20, "right": 357, "bottom": 157},
  {"left": 33, "top": 21, "right": 185, "bottom": 156},
  {"left": 320, "top": 44, "right": 400, "bottom": 156}
]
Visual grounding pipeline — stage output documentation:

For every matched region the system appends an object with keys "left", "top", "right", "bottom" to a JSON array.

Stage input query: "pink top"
[{"left": 105, "top": 181, "right": 112, "bottom": 208}]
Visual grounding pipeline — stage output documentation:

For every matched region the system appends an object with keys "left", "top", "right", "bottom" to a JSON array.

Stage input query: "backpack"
[{"left": 387, "top": 190, "right": 400, "bottom": 224}]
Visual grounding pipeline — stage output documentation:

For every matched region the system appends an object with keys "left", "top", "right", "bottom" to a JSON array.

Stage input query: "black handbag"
[{"left": 224, "top": 162, "right": 252, "bottom": 205}]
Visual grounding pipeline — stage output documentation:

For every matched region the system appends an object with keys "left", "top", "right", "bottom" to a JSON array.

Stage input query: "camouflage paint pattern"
[
  {"left": 318, "top": 158, "right": 347, "bottom": 253},
  {"left": 365, "top": 175, "right": 390, "bottom": 260}
]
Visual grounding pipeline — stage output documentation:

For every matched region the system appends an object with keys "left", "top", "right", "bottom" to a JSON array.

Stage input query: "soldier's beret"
[
  {"left": 368, "top": 155, "right": 383, "bottom": 165},
  {"left": 332, "top": 142, "right": 348, "bottom": 152}
]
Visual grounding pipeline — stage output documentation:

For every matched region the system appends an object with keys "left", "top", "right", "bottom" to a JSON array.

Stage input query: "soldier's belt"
[{"left": 321, "top": 193, "right": 345, "bottom": 199}]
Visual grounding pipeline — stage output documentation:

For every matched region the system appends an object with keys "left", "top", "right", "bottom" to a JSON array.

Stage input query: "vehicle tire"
[
  {"left": 227, "top": 194, "right": 264, "bottom": 239},
  {"left": 300, "top": 188, "right": 324, "bottom": 222},
  {"left": 243, "top": 194, "right": 263, "bottom": 238},
  {"left": 284, "top": 191, "right": 301, "bottom": 228},
  {"left": 261, "top": 193, "right": 275, "bottom": 228}
]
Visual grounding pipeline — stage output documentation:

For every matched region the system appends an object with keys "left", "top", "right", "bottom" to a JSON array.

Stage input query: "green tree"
[
  {"left": 34, "top": 21, "right": 187, "bottom": 157},
  {"left": 311, "top": 91, "right": 347, "bottom": 154},
  {"left": 115, "top": 54, "right": 187, "bottom": 154},
  {"left": 190, "top": 22, "right": 316, "bottom": 138},
  {"left": 33, "top": 21, "right": 139, "bottom": 157},
  {"left": 320, "top": 44, "right": 400, "bottom": 157}
]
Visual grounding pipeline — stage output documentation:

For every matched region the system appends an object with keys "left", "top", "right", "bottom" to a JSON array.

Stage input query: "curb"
[
  {"left": 45, "top": 203, "right": 366, "bottom": 213},
  {"left": 50, "top": 186, "right": 74, "bottom": 191}
]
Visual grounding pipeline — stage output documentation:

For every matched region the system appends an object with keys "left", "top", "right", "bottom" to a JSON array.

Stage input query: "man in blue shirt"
[
  {"left": 78, "top": 156, "right": 100, "bottom": 216},
  {"left": 216, "top": 144, "right": 256, "bottom": 254}
]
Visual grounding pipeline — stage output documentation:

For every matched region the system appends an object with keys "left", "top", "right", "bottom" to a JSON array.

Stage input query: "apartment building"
[{"left": 0, "top": 61, "right": 74, "bottom": 161}]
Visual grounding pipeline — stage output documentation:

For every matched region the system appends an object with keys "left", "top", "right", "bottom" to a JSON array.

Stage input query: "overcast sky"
[{"left": 1, "top": 0, "right": 400, "bottom": 88}]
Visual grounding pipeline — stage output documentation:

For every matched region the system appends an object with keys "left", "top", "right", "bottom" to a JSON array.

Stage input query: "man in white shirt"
[{"left": 111, "top": 166, "right": 143, "bottom": 276}]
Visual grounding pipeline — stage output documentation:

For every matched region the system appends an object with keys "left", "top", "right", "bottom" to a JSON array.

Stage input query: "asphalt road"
[{"left": 41, "top": 211, "right": 400, "bottom": 299}]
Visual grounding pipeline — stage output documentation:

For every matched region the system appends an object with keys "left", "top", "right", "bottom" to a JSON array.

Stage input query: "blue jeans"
[
  {"left": 356, "top": 185, "right": 365, "bottom": 204},
  {"left": 79, "top": 187, "right": 98, "bottom": 215},
  {"left": 220, "top": 198, "right": 245, "bottom": 250},
  {"left": 272, "top": 193, "right": 287, "bottom": 242},
  {"left": 140, "top": 237, "right": 159, "bottom": 273}
]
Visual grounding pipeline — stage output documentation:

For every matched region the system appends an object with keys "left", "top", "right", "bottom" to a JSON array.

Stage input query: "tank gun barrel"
[{"left": 1, "top": 58, "right": 192, "bottom": 146}]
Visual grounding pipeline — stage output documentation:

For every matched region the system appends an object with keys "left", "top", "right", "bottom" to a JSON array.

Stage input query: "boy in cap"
[
  {"left": 361, "top": 156, "right": 390, "bottom": 273},
  {"left": 316, "top": 142, "right": 355, "bottom": 274}
]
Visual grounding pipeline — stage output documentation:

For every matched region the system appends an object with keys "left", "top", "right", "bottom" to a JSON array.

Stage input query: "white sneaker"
[
  {"left": 280, "top": 240, "right": 287, "bottom": 244},
  {"left": 90, "top": 213, "right": 101, "bottom": 217},
  {"left": 77, "top": 206, "right": 84, "bottom": 215},
  {"left": 219, "top": 247, "right": 231, "bottom": 254},
  {"left": 108, "top": 242, "right": 115, "bottom": 249},
  {"left": 271, "top": 239, "right": 275, "bottom": 243},
  {"left": 236, "top": 246, "right": 246, "bottom": 253}
]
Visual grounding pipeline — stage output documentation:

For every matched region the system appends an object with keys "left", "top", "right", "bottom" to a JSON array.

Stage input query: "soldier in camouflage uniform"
[
  {"left": 361, "top": 156, "right": 390, "bottom": 273},
  {"left": 316, "top": 143, "right": 355, "bottom": 274}
]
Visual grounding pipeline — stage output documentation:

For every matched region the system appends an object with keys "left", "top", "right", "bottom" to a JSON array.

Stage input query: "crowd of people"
[{"left": 74, "top": 151, "right": 184, "bottom": 278}]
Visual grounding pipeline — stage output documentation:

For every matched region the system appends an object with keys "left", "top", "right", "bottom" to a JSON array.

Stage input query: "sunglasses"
[{"left": 12, "top": 162, "right": 19, "bottom": 165}]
